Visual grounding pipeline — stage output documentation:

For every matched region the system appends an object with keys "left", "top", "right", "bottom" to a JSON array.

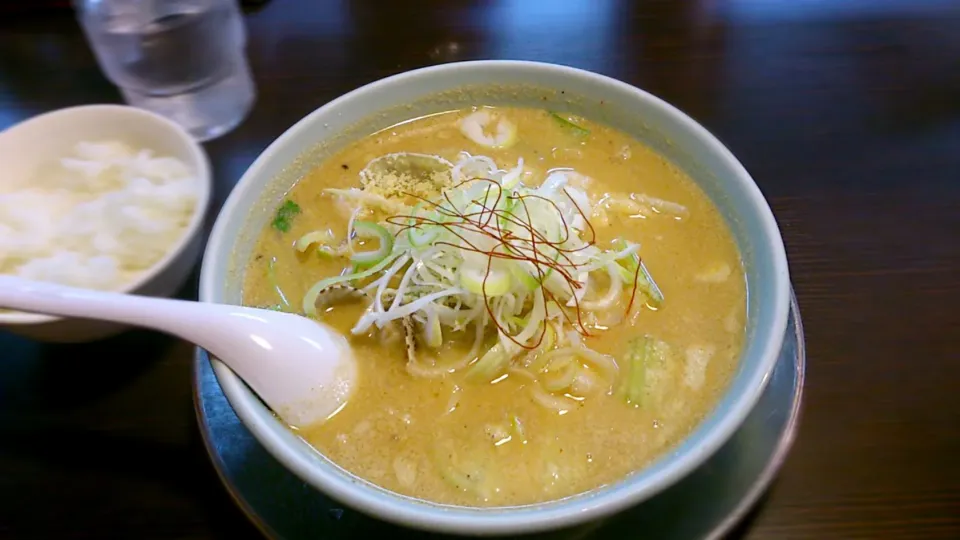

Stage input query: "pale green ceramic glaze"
[{"left": 199, "top": 60, "right": 790, "bottom": 536}]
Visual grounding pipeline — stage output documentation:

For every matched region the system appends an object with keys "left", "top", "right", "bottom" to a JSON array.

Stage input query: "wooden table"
[{"left": 1, "top": 1, "right": 958, "bottom": 538}]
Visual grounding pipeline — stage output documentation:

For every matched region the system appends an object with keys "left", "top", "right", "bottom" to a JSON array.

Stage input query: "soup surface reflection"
[{"left": 242, "top": 107, "right": 746, "bottom": 506}]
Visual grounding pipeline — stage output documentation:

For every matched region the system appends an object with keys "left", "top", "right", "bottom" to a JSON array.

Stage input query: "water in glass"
[{"left": 75, "top": 0, "right": 256, "bottom": 141}]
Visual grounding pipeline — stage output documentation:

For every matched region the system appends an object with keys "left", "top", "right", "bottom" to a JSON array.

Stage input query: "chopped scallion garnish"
[{"left": 271, "top": 199, "right": 301, "bottom": 233}]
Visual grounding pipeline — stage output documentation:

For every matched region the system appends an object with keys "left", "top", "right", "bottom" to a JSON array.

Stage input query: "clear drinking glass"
[{"left": 74, "top": 0, "right": 256, "bottom": 142}]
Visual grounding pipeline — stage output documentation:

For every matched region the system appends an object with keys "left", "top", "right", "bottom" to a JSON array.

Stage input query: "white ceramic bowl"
[
  {"left": 0, "top": 105, "right": 212, "bottom": 342},
  {"left": 200, "top": 61, "right": 790, "bottom": 535}
]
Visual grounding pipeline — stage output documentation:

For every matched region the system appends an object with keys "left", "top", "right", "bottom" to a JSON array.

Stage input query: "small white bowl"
[
  {"left": 0, "top": 105, "right": 212, "bottom": 342},
  {"left": 201, "top": 61, "right": 790, "bottom": 535}
]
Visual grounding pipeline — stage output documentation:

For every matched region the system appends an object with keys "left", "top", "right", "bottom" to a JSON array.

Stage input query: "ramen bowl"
[{"left": 199, "top": 60, "right": 790, "bottom": 535}]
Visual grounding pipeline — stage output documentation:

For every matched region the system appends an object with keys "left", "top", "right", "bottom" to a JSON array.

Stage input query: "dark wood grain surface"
[{"left": 1, "top": 1, "right": 959, "bottom": 538}]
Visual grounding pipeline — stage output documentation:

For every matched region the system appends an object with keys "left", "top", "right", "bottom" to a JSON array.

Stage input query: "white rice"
[{"left": 0, "top": 140, "right": 199, "bottom": 290}]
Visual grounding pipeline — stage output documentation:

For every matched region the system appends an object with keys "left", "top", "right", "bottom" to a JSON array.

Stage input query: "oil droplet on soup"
[{"left": 242, "top": 106, "right": 746, "bottom": 507}]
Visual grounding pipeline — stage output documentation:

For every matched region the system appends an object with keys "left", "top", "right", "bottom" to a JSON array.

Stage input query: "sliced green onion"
[
  {"left": 423, "top": 309, "right": 442, "bottom": 349},
  {"left": 501, "top": 173, "right": 521, "bottom": 191},
  {"left": 466, "top": 340, "right": 513, "bottom": 382},
  {"left": 294, "top": 229, "right": 346, "bottom": 259},
  {"left": 614, "top": 262, "right": 634, "bottom": 284},
  {"left": 350, "top": 221, "right": 394, "bottom": 268},
  {"left": 612, "top": 238, "right": 663, "bottom": 308},
  {"left": 302, "top": 253, "right": 403, "bottom": 316},
  {"left": 620, "top": 336, "right": 650, "bottom": 405},
  {"left": 540, "top": 352, "right": 579, "bottom": 392},
  {"left": 612, "top": 238, "right": 640, "bottom": 275},
  {"left": 500, "top": 159, "right": 525, "bottom": 191},
  {"left": 504, "top": 245, "right": 557, "bottom": 292},
  {"left": 539, "top": 323, "right": 557, "bottom": 351},
  {"left": 460, "top": 265, "right": 512, "bottom": 296},
  {"left": 294, "top": 230, "right": 332, "bottom": 252},
  {"left": 497, "top": 197, "right": 519, "bottom": 231},
  {"left": 407, "top": 204, "right": 442, "bottom": 247},
  {"left": 409, "top": 224, "right": 440, "bottom": 247},
  {"left": 510, "top": 261, "right": 540, "bottom": 291},
  {"left": 638, "top": 262, "right": 663, "bottom": 306},
  {"left": 526, "top": 323, "right": 558, "bottom": 371},
  {"left": 508, "top": 315, "right": 527, "bottom": 328},
  {"left": 550, "top": 112, "right": 590, "bottom": 137}
]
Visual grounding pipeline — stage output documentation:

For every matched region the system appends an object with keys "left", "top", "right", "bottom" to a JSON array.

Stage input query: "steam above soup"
[{"left": 242, "top": 106, "right": 746, "bottom": 507}]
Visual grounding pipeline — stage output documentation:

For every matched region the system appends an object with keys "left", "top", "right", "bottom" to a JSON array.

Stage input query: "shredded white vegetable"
[{"left": 302, "top": 149, "right": 683, "bottom": 394}]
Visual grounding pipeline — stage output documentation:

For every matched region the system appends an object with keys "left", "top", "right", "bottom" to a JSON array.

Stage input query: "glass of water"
[{"left": 74, "top": 0, "right": 256, "bottom": 142}]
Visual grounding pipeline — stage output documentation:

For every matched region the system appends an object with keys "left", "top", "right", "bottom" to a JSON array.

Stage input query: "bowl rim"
[
  {"left": 0, "top": 104, "right": 212, "bottom": 325},
  {"left": 200, "top": 59, "right": 790, "bottom": 535}
]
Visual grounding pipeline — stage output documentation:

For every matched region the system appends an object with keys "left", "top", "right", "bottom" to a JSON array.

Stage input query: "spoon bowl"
[{"left": 0, "top": 275, "right": 355, "bottom": 427}]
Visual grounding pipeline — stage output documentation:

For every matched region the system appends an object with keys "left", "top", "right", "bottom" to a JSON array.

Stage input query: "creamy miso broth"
[{"left": 242, "top": 106, "right": 746, "bottom": 507}]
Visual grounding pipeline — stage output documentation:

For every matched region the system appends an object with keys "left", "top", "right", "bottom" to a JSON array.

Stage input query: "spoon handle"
[
  {"left": 0, "top": 275, "right": 356, "bottom": 428},
  {"left": 0, "top": 275, "right": 208, "bottom": 336}
]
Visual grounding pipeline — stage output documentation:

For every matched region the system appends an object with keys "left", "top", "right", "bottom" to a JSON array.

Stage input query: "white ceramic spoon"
[{"left": 0, "top": 275, "right": 356, "bottom": 428}]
